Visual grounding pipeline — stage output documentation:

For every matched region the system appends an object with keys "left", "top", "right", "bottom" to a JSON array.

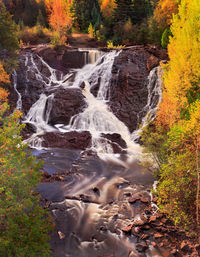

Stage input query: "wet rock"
[
  {"left": 195, "top": 244, "right": 200, "bottom": 254},
  {"left": 79, "top": 194, "right": 91, "bottom": 202},
  {"left": 133, "top": 220, "right": 147, "bottom": 226},
  {"left": 101, "top": 133, "right": 127, "bottom": 149},
  {"left": 149, "top": 216, "right": 157, "bottom": 223},
  {"left": 154, "top": 232, "right": 163, "bottom": 238},
  {"left": 132, "top": 226, "right": 141, "bottom": 234},
  {"left": 142, "top": 225, "right": 151, "bottom": 230},
  {"left": 146, "top": 55, "right": 160, "bottom": 71},
  {"left": 140, "top": 197, "right": 150, "bottom": 203},
  {"left": 91, "top": 187, "right": 100, "bottom": 196},
  {"left": 48, "top": 88, "right": 87, "bottom": 125},
  {"left": 109, "top": 47, "right": 165, "bottom": 133},
  {"left": 129, "top": 197, "right": 141, "bottom": 204},
  {"left": 121, "top": 224, "right": 133, "bottom": 233},
  {"left": 180, "top": 241, "right": 191, "bottom": 253},
  {"left": 41, "top": 131, "right": 92, "bottom": 150},
  {"left": 58, "top": 231, "right": 65, "bottom": 240},
  {"left": 136, "top": 242, "right": 148, "bottom": 252},
  {"left": 22, "top": 122, "right": 37, "bottom": 139},
  {"left": 152, "top": 241, "right": 157, "bottom": 247},
  {"left": 140, "top": 234, "right": 149, "bottom": 240}
]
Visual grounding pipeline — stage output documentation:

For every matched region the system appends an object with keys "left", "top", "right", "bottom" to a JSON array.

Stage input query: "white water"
[
  {"left": 24, "top": 93, "right": 55, "bottom": 148},
  {"left": 14, "top": 49, "right": 162, "bottom": 163},
  {"left": 14, "top": 48, "right": 165, "bottom": 257},
  {"left": 12, "top": 70, "right": 22, "bottom": 110}
]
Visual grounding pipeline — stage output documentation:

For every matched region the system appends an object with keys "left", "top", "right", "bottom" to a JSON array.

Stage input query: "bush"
[
  {"left": 17, "top": 26, "right": 51, "bottom": 45},
  {"left": 0, "top": 65, "right": 53, "bottom": 256},
  {"left": 0, "top": 103, "right": 53, "bottom": 257}
]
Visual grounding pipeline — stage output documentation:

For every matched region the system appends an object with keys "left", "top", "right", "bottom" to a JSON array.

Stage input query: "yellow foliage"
[{"left": 157, "top": 0, "right": 200, "bottom": 128}]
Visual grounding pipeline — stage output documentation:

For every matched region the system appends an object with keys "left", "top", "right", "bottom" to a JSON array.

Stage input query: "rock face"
[
  {"left": 48, "top": 88, "right": 87, "bottom": 126},
  {"left": 109, "top": 46, "right": 166, "bottom": 133},
  {"left": 41, "top": 131, "right": 92, "bottom": 150},
  {"left": 14, "top": 45, "right": 166, "bottom": 142}
]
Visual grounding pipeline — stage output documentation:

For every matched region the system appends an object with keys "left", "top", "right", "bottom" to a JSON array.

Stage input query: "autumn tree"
[
  {"left": 45, "top": 0, "right": 72, "bottom": 42},
  {"left": 100, "top": 0, "right": 116, "bottom": 19},
  {"left": 157, "top": 0, "right": 200, "bottom": 128},
  {"left": 142, "top": 0, "right": 200, "bottom": 228},
  {"left": 153, "top": 0, "right": 179, "bottom": 30}
]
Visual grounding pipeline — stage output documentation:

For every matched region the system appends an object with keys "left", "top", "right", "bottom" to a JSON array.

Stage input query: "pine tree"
[
  {"left": 72, "top": 0, "right": 102, "bottom": 32},
  {"left": 0, "top": 0, "right": 19, "bottom": 52},
  {"left": 113, "top": 0, "right": 134, "bottom": 23}
]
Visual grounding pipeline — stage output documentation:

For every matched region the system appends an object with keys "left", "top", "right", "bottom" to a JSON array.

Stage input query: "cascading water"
[
  {"left": 13, "top": 47, "right": 166, "bottom": 257},
  {"left": 12, "top": 70, "right": 22, "bottom": 110}
]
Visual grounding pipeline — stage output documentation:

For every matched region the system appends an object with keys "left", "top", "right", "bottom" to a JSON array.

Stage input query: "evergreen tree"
[
  {"left": 113, "top": 0, "right": 134, "bottom": 23},
  {"left": 132, "top": 0, "right": 153, "bottom": 24},
  {"left": 0, "top": 0, "right": 19, "bottom": 52},
  {"left": 72, "top": 0, "right": 102, "bottom": 32}
]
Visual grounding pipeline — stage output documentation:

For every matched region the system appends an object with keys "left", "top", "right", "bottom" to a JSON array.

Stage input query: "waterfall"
[
  {"left": 18, "top": 49, "right": 162, "bottom": 159},
  {"left": 131, "top": 67, "right": 162, "bottom": 141},
  {"left": 78, "top": 49, "right": 104, "bottom": 65},
  {"left": 12, "top": 70, "right": 22, "bottom": 110},
  {"left": 24, "top": 93, "right": 55, "bottom": 148}
]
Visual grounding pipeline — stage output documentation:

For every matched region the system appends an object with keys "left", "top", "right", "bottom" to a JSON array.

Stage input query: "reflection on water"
[{"left": 35, "top": 149, "right": 156, "bottom": 257}]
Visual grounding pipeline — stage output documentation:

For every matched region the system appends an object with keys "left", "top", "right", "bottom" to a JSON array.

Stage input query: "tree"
[
  {"left": 45, "top": 0, "right": 73, "bottom": 41},
  {"left": 132, "top": 0, "right": 153, "bottom": 24},
  {"left": 100, "top": 0, "right": 116, "bottom": 19},
  {"left": 0, "top": 62, "right": 53, "bottom": 257},
  {"left": 72, "top": 0, "right": 101, "bottom": 32},
  {"left": 142, "top": 0, "right": 200, "bottom": 228},
  {"left": 113, "top": 0, "right": 134, "bottom": 23},
  {"left": 157, "top": 0, "right": 200, "bottom": 128},
  {"left": 157, "top": 100, "right": 200, "bottom": 226},
  {"left": 0, "top": 63, "right": 9, "bottom": 103},
  {"left": 0, "top": 0, "right": 19, "bottom": 52},
  {"left": 153, "top": 0, "right": 179, "bottom": 30}
]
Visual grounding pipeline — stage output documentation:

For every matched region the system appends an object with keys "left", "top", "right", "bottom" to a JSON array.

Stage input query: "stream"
[{"left": 13, "top": 47, "right": 166, "bottom": 257}]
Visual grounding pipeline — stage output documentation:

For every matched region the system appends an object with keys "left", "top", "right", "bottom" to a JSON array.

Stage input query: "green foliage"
[
  {"left": 0, "top": 0, "right": 19, "bottom": 53},
  {"left": 0, "top": 103, "right": 53, "bottom": 257},
  {"left": 141, "top": 123, "right": 169, "bottom": 170},
  {"left": 161, "top": 27, "right": 171, "bottom": 48},
  {"left": 142, "top": 0, "right": 200, "bottom": 229},
  {"left": 71, "top": 0, "right": 102, "bottom": 32},
  {"left": 113, "top": 0, "right": 134, "bottom": 23},
  {"left": 3, "top": 0, "right": 48, "bottom": 28}
]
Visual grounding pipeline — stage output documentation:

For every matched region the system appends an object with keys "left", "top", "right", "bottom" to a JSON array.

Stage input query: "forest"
[{"left": 0, "top": 0, "right": 200, "bottom": 256}]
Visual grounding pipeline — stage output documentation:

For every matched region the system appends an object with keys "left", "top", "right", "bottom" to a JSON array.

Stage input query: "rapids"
[{"left": 13, "top": 48, "right": 165, "bottom": 257}]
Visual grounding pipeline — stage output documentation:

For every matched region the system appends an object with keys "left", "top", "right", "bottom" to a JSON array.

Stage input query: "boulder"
[
  {"left": 109, "top": 47, "right": 164, "bottom": 132},
  {"left": 41, "top": 131, "right": 92, "bottom": 150},
  {"left": 48, "top": 87, "right": 87, "bottom": 125}
]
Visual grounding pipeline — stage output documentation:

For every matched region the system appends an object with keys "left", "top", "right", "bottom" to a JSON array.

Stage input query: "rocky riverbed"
[{"left": 9, "top": 44, "right": 199, "bottom": 256}]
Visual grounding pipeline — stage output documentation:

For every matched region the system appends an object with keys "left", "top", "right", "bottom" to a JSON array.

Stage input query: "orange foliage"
[
  {"left": 156, "top": 91, "right": 179, "bottom": 129},
  {"left": 154, "top": 0, "right": 179, "bottom": 29},
  {"left": 100, "top": 0, "right": 116, "bottom": 18},
  {"left": 0, "top": 63, "right": 9, "bottom": 104},
  {"left": 0, "top": 63, "right": 10, "bottom": 86},
  {"left": 45, "top": 0, "right": 72, "bottom": 35}
]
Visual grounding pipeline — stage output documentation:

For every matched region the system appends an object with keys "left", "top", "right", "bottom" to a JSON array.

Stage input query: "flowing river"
[{"left": 13, "top": 47, "right": 167, "bottom": 257}]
